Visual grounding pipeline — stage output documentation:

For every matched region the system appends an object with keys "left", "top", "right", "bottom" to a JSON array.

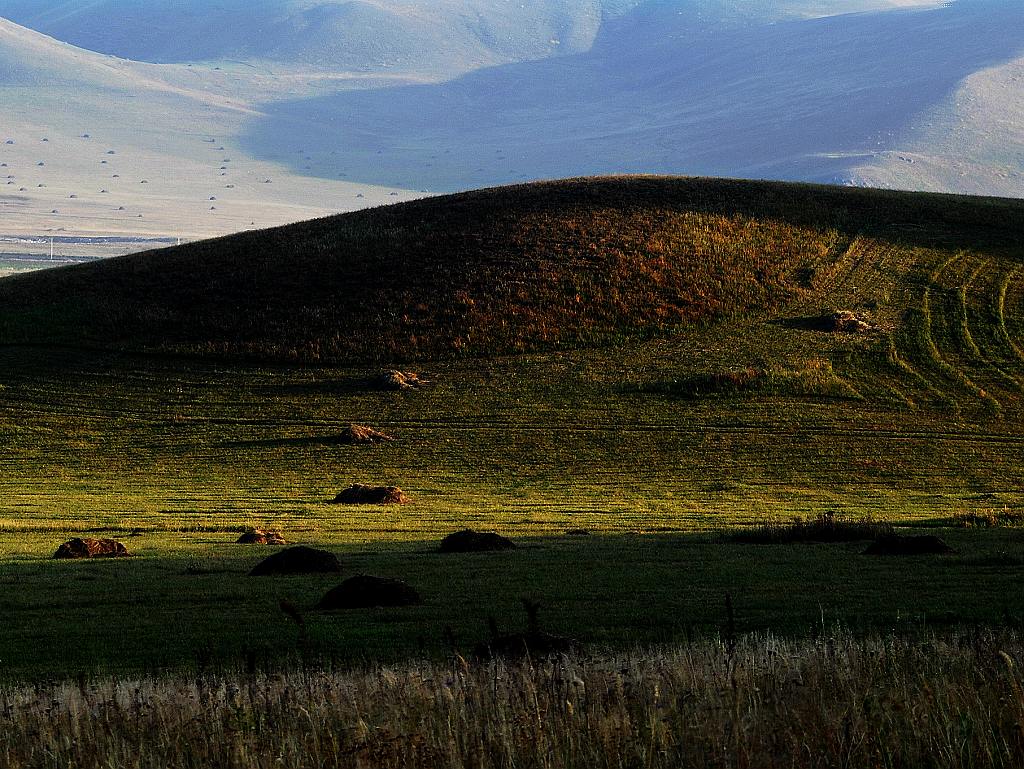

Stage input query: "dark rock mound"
[
  {"left": 317, "top": 575, "right": 422, "bottom": 609},
  {"left": 236, "top": 528, "right": 286, "bottom": 545},
  {"left": 333, "top": 484, "right": 410, "bottom": 504},
  {"left": 439, "top": 529, "right": 516, "bottom": 553},
  {"left": 863, "top": 535, "right": 955, "bottom": 556},
  {"left": 54, "top": 537, "right": 129, "bottom": 559},
  {"left": 473, "top": 598, "right": 576, "bottom": 659},
  {"left": 376, "top": 370, "right": 427, "bottom": 390},
  {"left": 249, "top": 546, "right": 341, "bottom": 576},
  {"left": 339, "top": 424, "right": 393, "bottom": 444},
  {"left": 785, "top": 310, "right": 876, "bottom": 333}
]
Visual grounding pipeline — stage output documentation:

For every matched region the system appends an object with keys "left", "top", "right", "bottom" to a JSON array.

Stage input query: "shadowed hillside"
[{"left": 0, "top": 176, "right": 1022, "bottom": 363}]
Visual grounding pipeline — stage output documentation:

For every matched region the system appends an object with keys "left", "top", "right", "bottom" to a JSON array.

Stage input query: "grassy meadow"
[{"left": 0, "top": 178, "right": 1023, "bottom": 767}]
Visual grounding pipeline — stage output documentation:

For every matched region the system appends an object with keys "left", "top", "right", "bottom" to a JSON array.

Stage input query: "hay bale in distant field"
[
  {"left": 439, "top": 529, "right": 516, "bottom": 553},
  {"left": 249, "top": 546, "right": 341, "bottom": 576},
  {"left": 54, "top": 538, "right": 129, "bottom": 559},
  {"left": 565, "top": 528, "right": 590, "bottom": 536},
  {"left": 317, "top": 575, "right": 422, "bottom": 609},
  {"left": 826, "top": 310, "right": 874, "bottom": 334},
  {"left": 333, "top": 484, "right": 409, "bottom": 505},
  {"left": 236, "top": 528, "right": 286, "bottom": 545},
  {"left": 376, "top": 370, "right": 427, "bottom": 390},
  {"left": 339, "top": 424, "right": 393, "bottom": 444},
  {"left": 863, "top": 535, "right": 955, "bottom": 556}
]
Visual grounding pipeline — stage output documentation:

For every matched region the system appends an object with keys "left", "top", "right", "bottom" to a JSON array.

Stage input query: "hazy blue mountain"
[
  {"left": 240, "top": 0, "right": 1024, "bottom": 194},
  {"left": 0, "top": 1, "right": 941, "bottom": 74},
  {"left": 0, "top": 0, "right": 1020, "bottom": 214},
  {"left": 0, "top": 1, "right": 641, "bottom": 75}
]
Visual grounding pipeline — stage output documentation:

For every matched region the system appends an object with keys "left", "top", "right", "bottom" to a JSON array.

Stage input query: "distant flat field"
[{"left": 0, "top": 20, "right": 427, "bottom": 251}]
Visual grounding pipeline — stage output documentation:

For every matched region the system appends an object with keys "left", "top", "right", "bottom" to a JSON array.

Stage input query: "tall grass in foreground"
[{"left": 2, "top": 631, "right": 1023, "bottom": 768}]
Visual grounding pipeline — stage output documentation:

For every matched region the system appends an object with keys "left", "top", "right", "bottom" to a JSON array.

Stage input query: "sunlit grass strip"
[{"left": 1, "top": 631, "right": 1022, "bottom": 768}]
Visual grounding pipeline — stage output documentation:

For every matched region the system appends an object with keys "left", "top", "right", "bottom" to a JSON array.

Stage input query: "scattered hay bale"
[
  {"left": 439, "top": 529, "right": 516, "bottom": 553},
  {"left": 339, "top": 424, "right": 393, "bottom": 444},
  {"left": 333, "top": 484, "right": 409, "bottom": 505},
  {"left": 317, "top": 575, "right": 422, "bottom": 609},
  {"left": 376, "top": 370, "right": 427, "bottom": 391},
  {"left": 54, "top": 538, "right": 129, "bottom": 559},
  {"left": 236, "top": 528, "right": 286, "bottom": 545},
  {"left": 863, "top": 535, "right": 955, "bottom": 556},
  {"left": 249, "top": 546, "right": 341, "bottom": 576},
  {"left": 826, "top": 310, "right": 874, "bottom": 334}
]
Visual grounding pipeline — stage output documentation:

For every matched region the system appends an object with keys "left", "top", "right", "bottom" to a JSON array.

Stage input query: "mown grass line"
[{"left": 917, "top": 254, "right": 1000, "bottom": 412}]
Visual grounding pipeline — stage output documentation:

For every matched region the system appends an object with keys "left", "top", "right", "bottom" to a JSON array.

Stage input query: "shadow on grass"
[{"left": 1, "top": 526, "right": 1023, "bottom": 681}]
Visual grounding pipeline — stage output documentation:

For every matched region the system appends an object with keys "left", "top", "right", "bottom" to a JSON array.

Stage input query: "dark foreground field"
[{"left": 3, "top": 631, "right": 1023, "bottom": 769}]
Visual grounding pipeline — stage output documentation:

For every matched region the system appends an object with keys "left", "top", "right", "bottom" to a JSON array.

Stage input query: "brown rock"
[
  {"left": 54, "top": 538, "right": 129, "bottom": 559},
  {"left": 439, "top": 529, "right": 516, "bottom": 553},
  {"left": 317, "top": 575, "right": 422, "bottom": 609},
  {"left": 249, "top": 546, "right": 341, "bottom": 576},
  {"left": 826, "top": 310, "right": 874, "bottom": 334},
  {"left": 333, "top": 484, "right": 410, "bottom": 504},
  {"left": 236, "top": 528, "right": 286, "bottom": 545},
  {"left": 376, "top": 370, "right": 427, "bottom": 390}
]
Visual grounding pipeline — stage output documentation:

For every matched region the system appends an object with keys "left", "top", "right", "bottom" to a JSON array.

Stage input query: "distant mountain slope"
[
  {"left": 0, "top": 18, "right": 415, "bottom": 252},
  {"left": 0, "top": 176, "right": 1021, "bottom": 363},
  {"left": 847, "top": 53, "right": 1024, "bottom": 197},
  {"left": 242, "top": 0, "right": 1024, "bottom": 196},
  {"left": 0, "top": 0, "right": 637, "bottom": 76},
  {"left": 0, "top": 0, "right": 942, "bottom": 74}
]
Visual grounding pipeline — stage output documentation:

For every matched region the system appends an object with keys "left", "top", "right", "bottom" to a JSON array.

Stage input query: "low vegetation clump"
[
  {"left": 952, "top": 508, "right": 1024, "bottom": 528},
  {"left": 645, "top": 359, "right": 859, "bottom": 399},
  {"left": 728, "top": 511, "right": 893, "bottom": 544},
  {"left": 2, "top": 630, "right": 1022, "bottom": 769}
]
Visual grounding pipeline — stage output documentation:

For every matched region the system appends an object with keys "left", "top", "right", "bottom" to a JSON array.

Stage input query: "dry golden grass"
[{"left": 2, "top": 630, "right": 1023, "bottom": 768}]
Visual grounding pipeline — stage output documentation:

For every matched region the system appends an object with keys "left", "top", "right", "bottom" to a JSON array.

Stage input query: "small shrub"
[
  {"left": 728, "top": 511, "right": 893, "bottom": 544},
  {"left": 952, "top": 507, "right": 1024, "bottom": 528},
  {"left": 645, "top": 359, "right": 859, "bottom": 400}
]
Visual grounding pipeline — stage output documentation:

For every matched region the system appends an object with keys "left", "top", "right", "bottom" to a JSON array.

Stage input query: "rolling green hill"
[{"left": 1, "top": 176, "right": 1022, "bottom": 364}]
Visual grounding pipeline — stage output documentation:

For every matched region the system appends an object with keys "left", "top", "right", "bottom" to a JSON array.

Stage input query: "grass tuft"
[{"left": 727, "top": 511, "right": 894, "bottom": 544}]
